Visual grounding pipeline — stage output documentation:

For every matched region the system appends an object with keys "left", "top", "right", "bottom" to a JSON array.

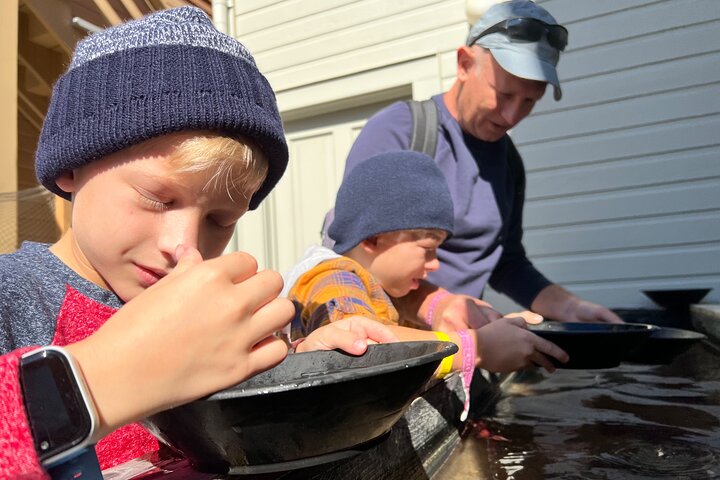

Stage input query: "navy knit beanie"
[
  {"left": 35, "top": 6, "right": 287, "bottom": 210},
  {"left": 329, "top": 151, "right": 454, "bottom": 254}
]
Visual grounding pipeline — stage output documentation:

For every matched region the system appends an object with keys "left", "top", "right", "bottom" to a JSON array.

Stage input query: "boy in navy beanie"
[
  {"left": 0, "top": 7, "right": 395, "bottom": 477},
  {"left": 286, "top": 150, "right": 567, "bottom": 417}
]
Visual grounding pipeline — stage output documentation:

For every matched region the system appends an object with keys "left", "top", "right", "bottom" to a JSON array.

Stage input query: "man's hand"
[
  {"left": 563, "top": 299, "right": 624, "bottom": 323},
  {"left": 296, "top": 316, "right": 399, "bottom": 355},
  {"left": 531, "top": 284, "right": 623, "bottom": 324}
]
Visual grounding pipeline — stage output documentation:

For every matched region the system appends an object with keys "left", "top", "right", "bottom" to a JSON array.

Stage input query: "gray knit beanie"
[
  {"left": 35, "top": 6, "right": 287, "bottom": 210},
  {"left": 329, "top": 151, "right": 454, "bottom": 254}
]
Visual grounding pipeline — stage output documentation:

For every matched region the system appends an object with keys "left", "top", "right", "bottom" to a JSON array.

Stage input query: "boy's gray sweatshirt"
[{"left": 0, "top": 242, "right": 123, "bottom": 353}]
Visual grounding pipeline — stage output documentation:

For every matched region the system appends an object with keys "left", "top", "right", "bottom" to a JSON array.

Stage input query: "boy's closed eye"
[
  {"left": 138, "top": 194, "right": 172, "bottom": 212},
  {"left": 135, "top": 184, "right": 174, "bottom": 211},
  {"left": 206, "top": 214, "right": 240, "bottom": 230}
]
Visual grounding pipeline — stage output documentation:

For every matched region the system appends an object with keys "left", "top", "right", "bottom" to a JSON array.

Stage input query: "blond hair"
[{"left": 127, "top": 130, "right": 268, "bottom": 203}]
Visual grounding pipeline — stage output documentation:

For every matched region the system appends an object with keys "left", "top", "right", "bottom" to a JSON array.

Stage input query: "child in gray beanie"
[
  {"left": 286, "top": 150, "right": 567, "bottom": 418},
  {"left": 0, "top": 7, "right": 395, "bottom": 477},
  {"left": 286, "top": 150, "right": 454, "bottom": 335}
]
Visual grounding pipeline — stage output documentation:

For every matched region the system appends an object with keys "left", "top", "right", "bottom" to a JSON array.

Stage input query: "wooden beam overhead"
[
  {"left": 92, "top": 0, "right": 123, "bottom": 25},
  {"left": 18, "top": 97, "right": 43, "bottom": 131},
  {"left": 141, "top": 0, "right": 212, "bottom": 15},
  {"left": 183, "top": 0, "right": 213, "bottom": 15},
  {"left": 19, "top": 64, "right": 50, "bottom": 97},
  {"left": 18, "top": 90, "right": 48, "bottom": 123},
  {"left": 18, "top": 48, "right": 63, "bottom": 95},
  {"left": 118, "top": 0, "right": 143, "bottom": 19},
  {"left": 142, "top": 0, "right": 163, "bottom": 11},
  {"left": 22, "top": 0, "right": 78, "bottom": 55}
]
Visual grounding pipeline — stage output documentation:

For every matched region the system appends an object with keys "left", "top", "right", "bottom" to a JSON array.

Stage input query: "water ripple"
[{"left": 596, "top": 441, "right": 720, "bottom": 479}]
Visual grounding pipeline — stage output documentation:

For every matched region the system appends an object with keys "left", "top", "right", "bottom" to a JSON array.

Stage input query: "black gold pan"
[
  {"left": 144, "top": 340, "right": 457, "bottom": 474},
  {"left": 528, "top": 322, "right": 656, "bottom": 369}
]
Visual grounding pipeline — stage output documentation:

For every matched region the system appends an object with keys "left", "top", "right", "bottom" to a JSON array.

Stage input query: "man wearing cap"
[{"left": 329, "top": 0, "right": 622, "bottom": 324}]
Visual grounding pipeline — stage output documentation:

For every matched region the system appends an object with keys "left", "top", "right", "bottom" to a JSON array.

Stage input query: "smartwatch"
[{"left": 19, "top": 346, "right": 100, "bottom": 469}]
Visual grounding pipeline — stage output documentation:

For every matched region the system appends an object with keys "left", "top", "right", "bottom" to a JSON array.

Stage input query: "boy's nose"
[
  {"left": 158, "top": 211, "right": 201, "bottom": 256},
  {"left": 426, "top": 257, "right": 441, "bottom": 272}
]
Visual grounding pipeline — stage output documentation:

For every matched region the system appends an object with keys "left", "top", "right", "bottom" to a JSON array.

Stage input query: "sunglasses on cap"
[{"left": 468, "top": 17, "right": 569, "bottom": 51}]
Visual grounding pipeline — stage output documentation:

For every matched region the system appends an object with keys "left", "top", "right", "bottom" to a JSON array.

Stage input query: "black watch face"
[{"left": 21, "top": 350, "right": 93, "bottom": 462}]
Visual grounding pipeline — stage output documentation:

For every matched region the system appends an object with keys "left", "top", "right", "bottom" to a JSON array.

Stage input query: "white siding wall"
[
  {"left": 225, "top": 0, "right": 720, "bottom": 309},
  {"left": 496, "top": 0, "right": 720, "bottom": 310}
]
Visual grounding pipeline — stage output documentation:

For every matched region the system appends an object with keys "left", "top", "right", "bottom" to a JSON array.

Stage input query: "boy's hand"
[
  {"left": 296, "top": 316, "right": 399, "bottom": 355},
  {"left": 67, "top": 246, "right": 293, "bottom": 437},
  {"left": 474, "top": 317, "right": 568, "bottom": 373},
  {"left": 435, "top": 294, "right": 503, "bottom": 331},
  {"left": 503, "top": 310, "right": 544, "bottom": 325}
]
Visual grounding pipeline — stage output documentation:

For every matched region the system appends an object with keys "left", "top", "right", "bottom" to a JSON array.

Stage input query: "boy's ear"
[
  {"left": 359, "top": 236, "right": 379, "bottom": 253},
  {"left": 54, "top": 171, "right": 76, "bottom": 194}
]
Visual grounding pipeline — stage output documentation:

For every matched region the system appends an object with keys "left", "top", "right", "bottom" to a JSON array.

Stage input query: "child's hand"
[
  {"left": 67, "top": 246, "right": 293, "bottom": 438},
  {"left": 503, "top": 310, "right": 544, "bottom": 325},
  {"left": 435, "top": 294, "right": 503, "bottom": 331},
  {"left": 474, "top": 316, "right": 568, "bottom": 373},
  {"left": 296, "top": 316, "right": 399, "bottom": 355}
]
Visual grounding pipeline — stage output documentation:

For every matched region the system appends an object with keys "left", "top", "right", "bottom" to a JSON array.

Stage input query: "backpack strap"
[{"left": 407, "top": 99, "right": 439, "bottom": 157}]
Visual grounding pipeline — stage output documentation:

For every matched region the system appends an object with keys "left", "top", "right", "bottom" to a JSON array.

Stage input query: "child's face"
[
  {"left": 56, "top": 132, "right": 258, "bottom": 302},
  {"left": 368, "top": 230, "right": 447, "bottom": 298}
]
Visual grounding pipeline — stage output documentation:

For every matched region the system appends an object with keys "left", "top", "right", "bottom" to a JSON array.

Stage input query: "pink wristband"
[
  {"left": 425, "top": 290, "right": 451, "bottom": 326},
  {"left": 457, "top": 329, "right": 476, "bottom": 421},
  {"left": 289, "top": 337, "right": 305, "bottom": 354}
]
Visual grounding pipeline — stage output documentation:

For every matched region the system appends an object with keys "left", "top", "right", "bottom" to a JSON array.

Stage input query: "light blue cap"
[{"left": 466, "top": 0, "right": 564, "bottom": 101}]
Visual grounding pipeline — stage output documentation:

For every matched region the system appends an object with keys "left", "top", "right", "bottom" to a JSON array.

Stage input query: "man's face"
[
  {"left": 56, "top": 132, "right": 255, "bottom": 302},
  {"left": 455, "top": 47, "right": 547, "bottom": 142}
]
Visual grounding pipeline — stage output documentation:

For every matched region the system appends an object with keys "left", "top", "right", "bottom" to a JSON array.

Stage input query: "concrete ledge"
[{"left": 691, "top": 304, "right": 720, "bottom": 345}]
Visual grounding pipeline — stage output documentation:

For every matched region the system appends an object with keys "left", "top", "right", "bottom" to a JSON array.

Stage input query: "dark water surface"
[{"left": 438, "top": 341, "right": 720, "bottom": 479}]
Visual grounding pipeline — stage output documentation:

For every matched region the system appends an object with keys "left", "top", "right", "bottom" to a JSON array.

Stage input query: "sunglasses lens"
[
  {"left": 473, "top": 18, "right": 568, "bottom": 51},
  {"left": 548, "top": 27, "right": 568, "bottom": 50},
  {"left": 505, "top": 18, "right": 543, "bottom": 41}
]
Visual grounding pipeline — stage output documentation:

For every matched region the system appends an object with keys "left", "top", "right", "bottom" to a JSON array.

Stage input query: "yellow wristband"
[{"left": 433, "top": 331, "right": 455, "bottom": 379}]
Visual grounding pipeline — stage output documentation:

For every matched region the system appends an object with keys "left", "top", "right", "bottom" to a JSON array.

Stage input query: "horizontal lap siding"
[
  {"left": 505, "top": 0, "right": 720, "bottom": 308},
  {"left": 236, "top": 0, "right": 465, "bottom": 92}
]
